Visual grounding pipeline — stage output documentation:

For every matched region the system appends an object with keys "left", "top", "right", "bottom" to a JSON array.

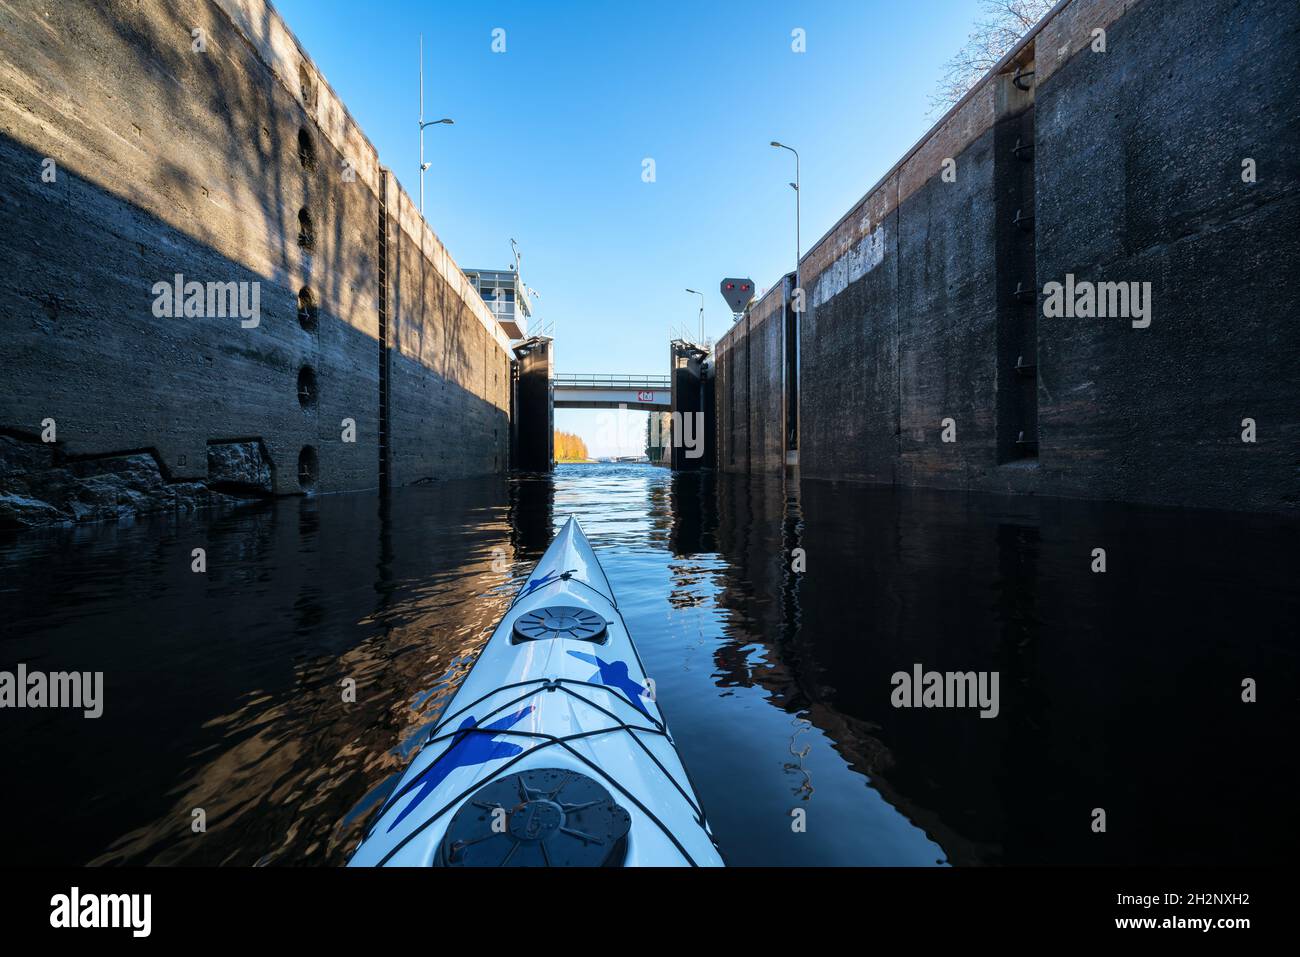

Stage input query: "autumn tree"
[{"left": 554, "top": 430, "right": 590, "bottom": 463}]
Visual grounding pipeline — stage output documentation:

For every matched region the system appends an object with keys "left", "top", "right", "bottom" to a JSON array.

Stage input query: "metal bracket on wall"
[
  {"left": 1012, "top": 65, "right": 1035, "bottom": 91},
  {"left": 1013, "top": 281, "right": 1037, "bottom": 304},
  {"left": 1014, "top": 355, "right": 1038, "bottom": 377},
  {"left": 1012, "top": 137, "right": 1035, "bottom": 161},
  {"left": 1012, "top": 209, "right": 1035, "bottom": 233},
  {"left": 1015, "top": 431, "right": 1039, "bottom": 454}
]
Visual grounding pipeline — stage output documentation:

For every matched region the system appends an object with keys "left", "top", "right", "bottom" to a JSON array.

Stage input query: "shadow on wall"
[
  {"left": 0, "top": 129, "right": 507, "bottom": 524},
  {"left": 0, "top": 0, "right": 508, "bottom": 515}
]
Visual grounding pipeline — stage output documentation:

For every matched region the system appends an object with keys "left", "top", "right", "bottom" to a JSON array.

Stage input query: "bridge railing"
[{"left": 553, "top": 374, "right": 672, "bottom": 389}]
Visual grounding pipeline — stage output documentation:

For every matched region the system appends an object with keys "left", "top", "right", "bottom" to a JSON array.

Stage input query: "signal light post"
[{"left": 720, "top": 279, "right": 754, "bottom": 318}]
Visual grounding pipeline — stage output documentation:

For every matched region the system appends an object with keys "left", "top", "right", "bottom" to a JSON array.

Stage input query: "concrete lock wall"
[
  {"left": 0, "top": 0, "right": 511, "bottom": 503},
  {"left": 716, "top": 0, "right": 1299, "bottom": 513},
  {"left": 715, "top": 287, "right": 785, "bottom": 474},
  {"left": 384, "top": 176, "right": 512, "bottom": 483}
]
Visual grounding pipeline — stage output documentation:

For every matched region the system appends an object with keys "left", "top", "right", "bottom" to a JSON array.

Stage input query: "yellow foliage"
[{"left": 554, "top": 430, "right": 590, "bottom": 463}]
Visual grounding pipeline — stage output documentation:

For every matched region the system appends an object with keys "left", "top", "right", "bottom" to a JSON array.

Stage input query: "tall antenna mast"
[{"left": 418, "top": 35, "right": 425, "bottom": 215}]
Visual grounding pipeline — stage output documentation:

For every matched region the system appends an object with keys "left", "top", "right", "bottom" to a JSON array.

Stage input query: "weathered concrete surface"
[
  {"left": 715, "top": 0, "right": 1299, "bottom": 512},
  {"left": 714, "top": 289, "right": 784, "bottom": 473},
  {"left": 714, "top": 309, "right": 748, "bottom": 472},
  {"left": 895, "top": 121, "right": 1000, "bottom": 488},
  {"left": 800, "top": 198, "right": 899, "bottom": 484},
  {"left": 1032, "top": 0, "right": 1300, "bottom": 510},
  {"left": 0, "top": 0, "right": 511, "bottom": 515},
  {"left": 207, "top": 440, "right": 274, "bottom": 492},
  {"left": 700, "top": 360, "right": 717, "bottom": 470},
  {"left": 385, "top": 176, "right": 513, "bottom": 483}
]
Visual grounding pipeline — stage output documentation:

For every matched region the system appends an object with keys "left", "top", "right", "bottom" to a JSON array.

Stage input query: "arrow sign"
[{"left": 720, "top": 278, "right": 755, "bottom": 315}]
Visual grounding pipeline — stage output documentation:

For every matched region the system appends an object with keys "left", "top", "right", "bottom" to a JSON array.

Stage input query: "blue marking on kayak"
[
  {"left": 520, "top": 567, "right": 575, "bottom": 598},
  {"left": 567, "top": 650, "right": 652, "bottom": 718},
  {"left": 387, "top": 706, "right": 534, "bottom": 832}
]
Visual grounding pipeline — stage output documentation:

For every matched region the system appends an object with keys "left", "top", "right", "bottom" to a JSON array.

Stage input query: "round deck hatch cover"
[
  {"left": 438, "top": 768, "right": 631, "bottom": 866},
  {"left": 512, "top": 605, "right": 608, "bottom": 644}
]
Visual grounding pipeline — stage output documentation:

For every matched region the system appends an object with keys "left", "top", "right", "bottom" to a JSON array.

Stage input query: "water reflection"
[
  {"left": 692, "top": 474, "right": 1299, "bottom": 865},
  {"left": 0, "top": 465, "right": 1295, "bottom": 866}
]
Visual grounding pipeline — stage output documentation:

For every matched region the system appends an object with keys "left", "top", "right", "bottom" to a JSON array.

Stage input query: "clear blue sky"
[{"left": 274, "top": 0, "right": 983, "bottom": 454}]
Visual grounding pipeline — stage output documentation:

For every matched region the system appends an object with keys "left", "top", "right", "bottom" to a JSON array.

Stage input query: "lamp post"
[
  {"left": 771, "top": 141, "right": 801, "bottom": 462},
  {"left": 418, "top": 35, "right": 454, "bottom": 216},
  {"left": 685, "top": 288, "right": 704, "bottom": 345},
  {"left": 770, "top": 141, "right": 800, "bottom": 293}
]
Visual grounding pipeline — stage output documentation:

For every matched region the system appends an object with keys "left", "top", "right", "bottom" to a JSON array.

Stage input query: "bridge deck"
[
  {"left": 553, "top": 374, "right": 672, "bottom": 411},
  {"left": 553, "top": 374, "right": 671, "bottom": 389}
]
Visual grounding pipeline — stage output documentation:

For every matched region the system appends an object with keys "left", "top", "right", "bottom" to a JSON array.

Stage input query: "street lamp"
[
  {"left": 418, "top": 35, "right": 454, "bottom": 216},
  {"left": 685, "top": 288, "right": 704, "bottom": 345},
  {"left": 770, "top": 141, "right": 800, "bottom": 293}
]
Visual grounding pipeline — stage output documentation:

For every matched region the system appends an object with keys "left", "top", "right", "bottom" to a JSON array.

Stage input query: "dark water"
[{"left": 1, "top": 463, "right": 1296, "bottom": 866}]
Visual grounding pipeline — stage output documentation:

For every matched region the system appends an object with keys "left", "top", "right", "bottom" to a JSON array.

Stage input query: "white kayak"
[{"left": 349, "top": 516, "right": 724, "bottom": 867}]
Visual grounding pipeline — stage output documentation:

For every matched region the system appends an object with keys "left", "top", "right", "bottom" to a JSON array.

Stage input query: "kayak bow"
[{"left": 349, "top": 516, "right": 724, "bottom": 867}]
